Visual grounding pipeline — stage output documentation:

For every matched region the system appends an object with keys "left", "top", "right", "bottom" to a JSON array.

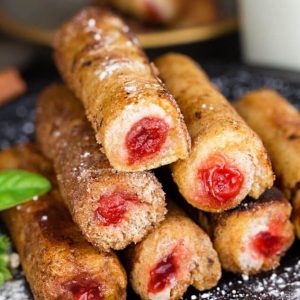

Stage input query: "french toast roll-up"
[
  {"left": 0, "top": 144, "right": 127, "bottom": 300},
  {"left": 200, "top": 188, "right": 294, "bottom": 275},
  {"left": 235, "top": 89, "right": 300, "bottom": 238},
  {"left": 53, "top": 7, "right": 190, "bottom": 172},
  {"left": 107, "top": 0, "right": 184, "bottom": 23},
  {"left": 125, "top": 202, "right": 221, "bottom": 300},
  {"left": 36, "top": 84, "right": 166, "bottom": 252},
  {"left": 155, "top": 53, "right": 274, "bottom": 212}
]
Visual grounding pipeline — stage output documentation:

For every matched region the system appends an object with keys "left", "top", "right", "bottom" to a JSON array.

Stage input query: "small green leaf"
[
  {"left": 0, "top": 235, "right": 9, "bottom": 255},
  {"left": 0, "top": 170, "right": 51, "bottom": 210},
  {"left": 0, "top": 266, "right": 11, "bottom": 284},
  {"left": 0, "top": 236, "right": 12, "bottom": 285}
]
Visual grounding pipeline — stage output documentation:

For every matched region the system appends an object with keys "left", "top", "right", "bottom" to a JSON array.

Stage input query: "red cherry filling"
[
  {"left": 148, "top": 251, "right": 178, "bottom": 294},
  {"left": 125, "top": 117, "right": 168, "bottom": 165},
  {"left": 95, "top": 192, "right": 139, "bottom": 226},
  {"left": 144, "top": 0, "right": 164, "bottom": 22},
  {"left": 63, "top": 276, "right": 104, "bottom": 300},
  {"left": 252, "top": 231, "right": 283, "bottom": 258},
  {"left": 148, "top": 243, "right": 191, "bottom": 295},
  {"left": 197, "top": 155, "right": 244, "bottom": 204}
]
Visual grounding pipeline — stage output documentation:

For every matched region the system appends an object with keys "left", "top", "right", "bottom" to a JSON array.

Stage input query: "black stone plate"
[{"left": 1, "top": 60, "right": 300, "bottom": 300}]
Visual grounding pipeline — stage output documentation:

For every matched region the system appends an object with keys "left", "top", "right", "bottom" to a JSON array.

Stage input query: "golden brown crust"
[
  {"left": 0, "top": 144, "right": 127, "bottom": 300},
  {"left": 235, "top": 89, "right": 300, "bottom": 196},
  {"left": 155, "top": 53, "right": 274, "bottom": 212},
  {"left": 36, "top": 84, "right": 166, "bottom": 252},
  {"left": 292, "top": 189, "right": 300, "bottom": 238},
  {"left": 126, "top": 202, "right": 221, "bottom": 300},
  {"left": 235, "top": 89, "right": 300, "bottom": 239},
  {"left": 53, "top": 7, "right": 190, "bottom": 172},
  {"left": 208, "top": 188, "right": 294, "bottom": 274}
]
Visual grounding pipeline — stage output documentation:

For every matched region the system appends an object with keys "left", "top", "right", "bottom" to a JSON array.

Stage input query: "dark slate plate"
[{"left": 1, "top": 60, "right": 300, "bottom": 300}]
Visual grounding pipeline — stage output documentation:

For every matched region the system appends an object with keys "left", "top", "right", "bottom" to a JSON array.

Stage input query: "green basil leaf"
[
  {"left": 0, "top": 170, "right": 51, "bottom": 210},
  {"left": 0, "top": 235, "right": 9, "bottom": 255},
  {"left": 0, "top": 236, "right": 12, "bottom": 285},
  {"left": 0, "top": 267, "right": 11, "bottom": 284}
]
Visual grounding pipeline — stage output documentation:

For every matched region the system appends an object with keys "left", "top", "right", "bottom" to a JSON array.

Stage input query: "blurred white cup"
[{"left": 239, "top": 0, "right": 300, "bottom": 71}]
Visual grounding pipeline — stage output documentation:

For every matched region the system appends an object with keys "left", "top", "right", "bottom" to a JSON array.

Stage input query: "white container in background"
[{"left": 239, "top": 0, "right": 300, "bottom": 71}]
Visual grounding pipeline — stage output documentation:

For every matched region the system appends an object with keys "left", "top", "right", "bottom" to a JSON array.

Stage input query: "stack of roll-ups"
[
  {"left": 154, "top": 53, "right": 293, "bottom": 277},
  {"left": 1, "top": 5, "right": 297, "bottom": 300}
]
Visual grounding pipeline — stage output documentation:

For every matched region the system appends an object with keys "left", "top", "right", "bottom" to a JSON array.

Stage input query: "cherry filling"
[
  {"left": 144, "top": 0, "right": 163, "bottom": 22},
  {"left": 95, "top": 192, "right": 139, "bottom": 226},
  {"left": 63, "top": 275, "right": 104, "bottom": 300},
  {"left": 147, "top": 243, "right": 191, "bottom": 294},
  {"left": 252, "top": 231, "right": 283, "bottom": 258},
  {"left": 197, "top": 154, "right": 244, "bottom": 204},
  {"left": 148, "top": 251, "right": 178, "bottom": 294},
  {"left": 125, "top": 117, "right": 168, "bottom": 165}
]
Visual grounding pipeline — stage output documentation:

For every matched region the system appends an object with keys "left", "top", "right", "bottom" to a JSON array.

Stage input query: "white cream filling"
[{"left": 149, "top": 281, "right": 175, "bottom": 300}]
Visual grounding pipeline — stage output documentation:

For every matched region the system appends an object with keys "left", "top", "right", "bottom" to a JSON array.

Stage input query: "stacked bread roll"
[
  {"left": 154, "top": 53, "right": 294, "bottom": 277},
  {"left": 235, "top": 89, "right": 300, "bottom": 239},
  {"left": 0, "top": 6, "right": 297, "bottom": 300}
]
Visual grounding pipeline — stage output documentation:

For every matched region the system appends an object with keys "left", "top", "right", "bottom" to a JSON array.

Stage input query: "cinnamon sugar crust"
[
  {"left": 126, "top": 202, "right": 221, "bottom": 300},
  {"left": 206, "top": 188, "right": 294, "bottom": 274},
  {"left": 155, "top": 53, "right": 274, "bottom": 212},
  {"left": 0, "top": 144, "right": 127, "bottom": 300},
  {"left": 235, "top": 89, "right": 300, "bottom": 239},
  {"left": 36, "top": 84, "right": 166, "bottom": 252},
  {"left": 53, "top": 7, "right": 190, "bottom": 172}
]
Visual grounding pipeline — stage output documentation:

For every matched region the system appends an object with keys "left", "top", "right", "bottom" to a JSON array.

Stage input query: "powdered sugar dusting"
[
  {"left": 186, "top": 253, "right": 300, "bottom": 300},
  {"left": 0, "top": 277, "right": 31, "bottom": 300}
]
